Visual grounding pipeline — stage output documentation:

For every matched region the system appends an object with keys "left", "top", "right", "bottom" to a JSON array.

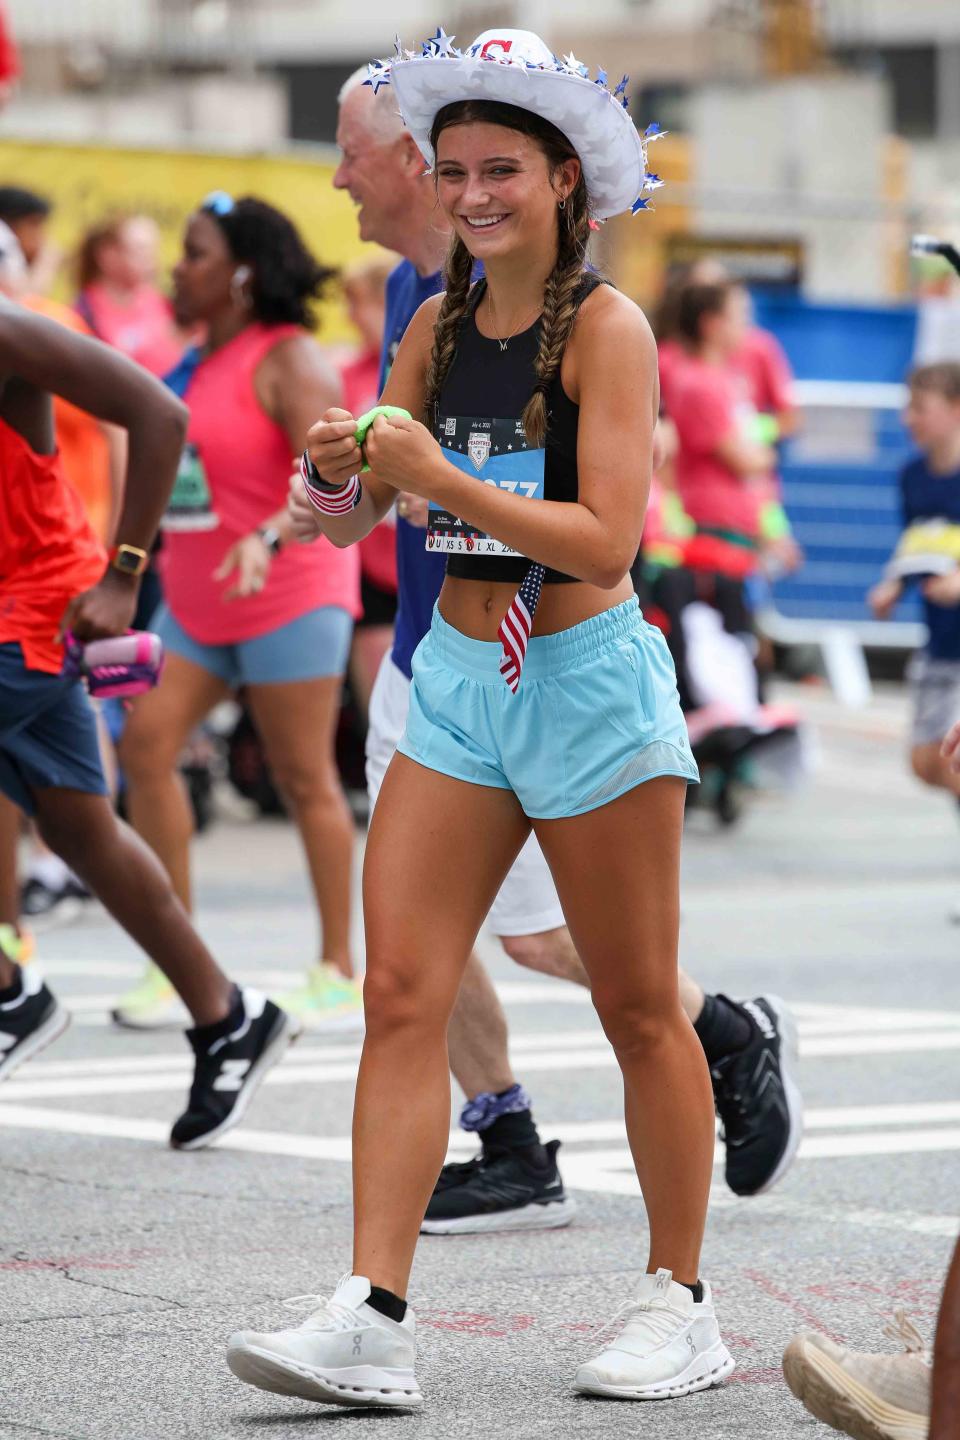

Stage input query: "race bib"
[
  {"left": 427, "top": 413, "right": 544, "bottom": 556},
  {"left": 162, "top": 443, "right": 219, "bottom": 533}
]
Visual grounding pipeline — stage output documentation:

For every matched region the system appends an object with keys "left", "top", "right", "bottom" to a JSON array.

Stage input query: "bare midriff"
[{"left": 437, "top": 574, "right": 636, "bottom": 643}]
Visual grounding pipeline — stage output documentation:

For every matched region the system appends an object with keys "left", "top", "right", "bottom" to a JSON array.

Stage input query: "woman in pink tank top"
[
  {"left": 119, "top": 195, "right": 362, "bottom": 1028},
  {"left": 74, "top": 215, "right": 186, "bottom": 378}
]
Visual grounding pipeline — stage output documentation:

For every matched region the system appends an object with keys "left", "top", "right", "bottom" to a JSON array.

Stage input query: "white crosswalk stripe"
[{"left": 2, "top": 1001, "right": 960, "bottom": 1210}]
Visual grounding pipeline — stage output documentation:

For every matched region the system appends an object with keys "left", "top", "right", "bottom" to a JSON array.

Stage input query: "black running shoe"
[
  {"left": 20, "top": 874, "right": 90, "bottom": 920},
  {"left": 170, "top": 987, "right": 299, "bottom": 1151},
  {"left": 421, "top": 1139, "right": 576, "bottom": 1234},
  {"left": 710, "top": 994, "right": 803, "bottom": 1197},
  {"left": 0, "top": 965, "right": 70, "bottom": 1081},
  {"left": 433, "top": 1153, "right": 485, "bottom": 1195}
]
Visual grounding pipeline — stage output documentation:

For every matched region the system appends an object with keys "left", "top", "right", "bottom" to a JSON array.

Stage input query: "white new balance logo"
[
  {"left": 742, "top": 1002, "right": 775, "bottom": 1041},
  {"left": 213, "top": 1059, "right": 251, "bottom": 1092}
]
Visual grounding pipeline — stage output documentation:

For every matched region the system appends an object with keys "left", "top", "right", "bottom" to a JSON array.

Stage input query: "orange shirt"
[
  {"left": 0, "top": 415, "right": 106, "bottom": 674},
  {"left": 24, "top": 296, "right": 113, "bottom": 543}
]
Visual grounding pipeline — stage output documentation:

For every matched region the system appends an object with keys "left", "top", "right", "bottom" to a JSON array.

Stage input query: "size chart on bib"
[{"left": 427, "top": 413, "right": 545, "bottom": 556}]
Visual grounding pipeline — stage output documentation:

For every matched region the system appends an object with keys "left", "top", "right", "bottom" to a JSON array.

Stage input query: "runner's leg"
[
  {"left": 33, "top": 786, "right": 232, "bottom": 1025},
  {"left": 534, "top": 776, "right": 713, "bottom": 1282},
  {"left": 354, "top": 754, "right": 530, "bottom": 1295},
  {"left": 120, "top": 652, "right": 229, "bottom": 910},
  {"left": 930, "top": 1234, "right": 960, "bottom": 1440},
  {"left": 246, "top": 675, "right": 355, "bottom": 977}
]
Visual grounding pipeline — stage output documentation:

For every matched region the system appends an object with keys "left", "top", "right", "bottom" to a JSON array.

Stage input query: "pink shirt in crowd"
[
  {"left": 161, "top": 322, "right": 360, "bottom": 645},
  {"left": 659, "top": 329, "right": 795, "bottom": 419},
  {"left": 662, "top": 351, "right": 763, "bottom": 541},
  {"left": 75, "top": 283, "right": 185, "bottom": 378},
  {"left": 339, "top": 345, "right": 398, "bottom": 597},
  {"left": 733, "top": 327, "right": 794, "bottom": 417}
]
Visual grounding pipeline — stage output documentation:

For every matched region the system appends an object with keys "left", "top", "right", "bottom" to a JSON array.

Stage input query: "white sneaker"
[
  {"left": 574, "top": 1268, "right": 735, "bottom": 1399},
  {"left": 226, "top": 1274, "right": 422, "bottom": 1409}
]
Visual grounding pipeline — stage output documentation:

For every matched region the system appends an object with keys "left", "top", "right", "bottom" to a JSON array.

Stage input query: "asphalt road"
[{"left": 2, "top": 680, "right": 958, "bottom": 1440}]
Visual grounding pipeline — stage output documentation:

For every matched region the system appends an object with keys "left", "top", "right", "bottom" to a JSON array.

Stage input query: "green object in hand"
[
  {"left": 354, "top": 405, "right": 413, "bottom": 472},
  {"left": 748, "top": 412, "right": 780, "bottom": 446}
]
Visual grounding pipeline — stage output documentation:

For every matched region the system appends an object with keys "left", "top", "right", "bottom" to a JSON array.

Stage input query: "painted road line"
[
  {"left": 2, "top": 1104, "right": 960, "bottom": 1190},
  {"left": 4, "top": 1085, "right": 960, "bottom": 1143},
  {"left": 8, "top": 1031, "right": 960, "bottom": 1096}
]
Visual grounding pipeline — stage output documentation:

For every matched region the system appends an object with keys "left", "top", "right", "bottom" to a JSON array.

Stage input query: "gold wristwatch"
[{"left": 109, "top": 543, "right": 150, "bottom": 578}]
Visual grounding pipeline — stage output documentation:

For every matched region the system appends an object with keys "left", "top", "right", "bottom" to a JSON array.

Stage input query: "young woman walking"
[{"left": 227, "top": 28, "right": 732, "bottom": 1410}]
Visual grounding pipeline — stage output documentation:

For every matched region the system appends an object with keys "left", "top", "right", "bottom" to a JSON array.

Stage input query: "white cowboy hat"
[{"left": 367, "top": 28, "right": 664, "bottom": 222}]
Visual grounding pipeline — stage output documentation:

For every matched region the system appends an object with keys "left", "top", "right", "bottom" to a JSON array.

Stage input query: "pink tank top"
[
  {"left": 77, "top": 283, "right": 185, "bottom": 378},
  {"left": 160, "top": 323, "right": 360, "bottom": 645}
]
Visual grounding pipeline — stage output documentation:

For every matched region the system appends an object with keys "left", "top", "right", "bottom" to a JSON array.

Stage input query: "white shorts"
[{"left": 365, "top": 653, "right": 565, "bottom": 937}]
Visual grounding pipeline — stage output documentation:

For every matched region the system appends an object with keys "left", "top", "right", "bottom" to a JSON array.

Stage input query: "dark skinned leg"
[
  {"left": 929, "top": 1234, "right": 960, "bottom": 1440},
  {"left": 33, "top": 786, "right": 232, "bottom": 1026}
]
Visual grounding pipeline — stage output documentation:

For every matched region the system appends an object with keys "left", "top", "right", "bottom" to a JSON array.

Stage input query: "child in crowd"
[{"left": 870, "top": 362, "right": 960, "bottom": 820}]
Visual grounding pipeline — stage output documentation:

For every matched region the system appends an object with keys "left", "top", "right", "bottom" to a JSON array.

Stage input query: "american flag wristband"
[{"left": 300, "top": 451, "right": 362, "bottom": 516}]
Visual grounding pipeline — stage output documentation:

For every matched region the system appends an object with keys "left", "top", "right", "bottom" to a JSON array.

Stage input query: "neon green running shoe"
[
  {"left": 0, "top": 924, "right": 35, "bottom": 966},
  {"left": 276, "top": 962, "right": 364, "bottom": 1033},
  {"left": 111, "top": 962, "right": 187, "bottom": 1030}
]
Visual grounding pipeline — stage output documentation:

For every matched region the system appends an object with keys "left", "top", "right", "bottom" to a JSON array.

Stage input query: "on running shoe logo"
[{"left": 213, "top": 1058, "right": 251, "bottom": 1092}]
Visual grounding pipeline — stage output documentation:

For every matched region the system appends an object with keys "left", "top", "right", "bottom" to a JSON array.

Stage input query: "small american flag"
[{"left": 498, "top": 561, "right": 545, "bottom": 693}]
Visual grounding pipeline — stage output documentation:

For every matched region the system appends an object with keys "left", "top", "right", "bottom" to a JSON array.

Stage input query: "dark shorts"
[
  {"left": 0, "top": 642, "right": 107, "bottom": 816},
  {"left": 358, "top": 574, "right": 398, "bottom": 630}
]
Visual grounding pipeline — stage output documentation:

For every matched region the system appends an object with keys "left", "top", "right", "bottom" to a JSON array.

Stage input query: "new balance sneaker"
[
  {"left": 421, "top": 1138, "right": 575, "bottom": 1235},
  {"left": 111, "top": 962, "right": 187, "bottom": 1030},
  {"left": 711, "top": 994, "right": 803, "bottom": 1196},
  {"left": 227, "top": 1273, "right": 422, "bottom": 1409},
  {"left": 170, "top": 987, "right": 299, "bottom": 1150},
  {"left": 276, "top": 962, "right": 364, "bottom": 1033},
  {"left": 574, "top": 1269, "right": 735, "bottom": 1400},
  {"left": 0, "top": 964, "right": 70, "bottom": 1081},
  {"left": 783, "top": 1314, "right": 931, "bottom": 1440}
]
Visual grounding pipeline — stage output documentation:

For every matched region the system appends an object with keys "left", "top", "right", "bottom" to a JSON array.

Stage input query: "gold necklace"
[{"left": 486, "top": 290, "right": 541, "bottom": 352}]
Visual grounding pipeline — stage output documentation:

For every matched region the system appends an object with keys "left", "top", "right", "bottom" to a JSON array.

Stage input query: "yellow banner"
[{"left": 0, "top": 138, "right": 386, "bottom": 342}]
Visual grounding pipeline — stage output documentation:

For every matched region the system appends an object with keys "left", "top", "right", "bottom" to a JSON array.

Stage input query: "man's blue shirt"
[{"left": 379, "top": 259, "right": 447, "bottom": 679}]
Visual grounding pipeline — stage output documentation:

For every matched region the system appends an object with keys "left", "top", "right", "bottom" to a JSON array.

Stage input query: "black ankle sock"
[
  {"left": 693, "top": 993, "right": 752, "bottom": 1065},
  {"left": 678, "top": 1279, "right": 704, "bottom": 1304},
  {"left": 0, "top": 965, "right": 23, "bottom": 1005},
  {"left": 367, "top": 1285, "right": 407, "bottom": 1323},
  {"left": 190, "top": 984, "right": 243, "bottom": 1047},
  {"left": 481, "top": 1105, "right": 542, "bottom": 1157}
]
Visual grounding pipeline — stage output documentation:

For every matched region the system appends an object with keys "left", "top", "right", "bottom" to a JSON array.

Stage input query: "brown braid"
[
  {"left": 422, "top": 234, "right": 475, "bottom": 427},
  {"left": 521, "top": 180, "right": 590, "bottom": 447}
]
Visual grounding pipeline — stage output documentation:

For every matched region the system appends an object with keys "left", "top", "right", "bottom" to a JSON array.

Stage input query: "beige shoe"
[{"left": 783, "top": 1313, "right": 931, "bottom": 1440}]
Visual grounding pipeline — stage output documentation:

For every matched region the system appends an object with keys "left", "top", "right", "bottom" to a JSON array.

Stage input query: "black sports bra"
[{"left": 428, "top": 273, "right": 607, "bottom": 584}]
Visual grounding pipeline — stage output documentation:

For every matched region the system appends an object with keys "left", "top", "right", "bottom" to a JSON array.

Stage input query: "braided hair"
[{"left": 423, "top": 100, "right": 591, "bottom": 447}]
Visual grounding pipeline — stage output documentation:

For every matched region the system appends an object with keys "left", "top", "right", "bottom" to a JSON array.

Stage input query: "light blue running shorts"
[
  {"left": 397, "top": 597, "right": 698, "bottom": 819},
  {"left": 152, "top": 603, "right": 353, "bottom": 687}
]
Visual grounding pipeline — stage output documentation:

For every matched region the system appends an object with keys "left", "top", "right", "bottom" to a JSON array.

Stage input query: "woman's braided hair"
[{"left": 423, "top": 100, "right": 591, "bottom": 447}]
